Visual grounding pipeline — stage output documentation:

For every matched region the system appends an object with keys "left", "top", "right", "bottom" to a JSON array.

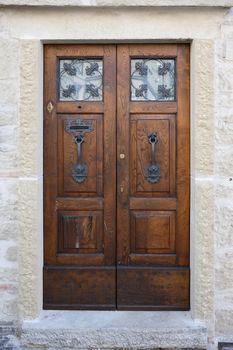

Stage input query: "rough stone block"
[
  {"left": 192, "top": 40, "right": 214, "bottom": 176},
  {"left": 0, "top": 268, "right": 18, "bottom": 284},
  {"left": 0, "top": 80, "right": 18, "bottom": 109},
  {"left": 0, "top": 12, "right": 9, "bottom": 37},
  {"left": 0, "top": 286, "right": 18, "bottom": 323},
  {"left": 191, "top": 179, "right": 214, "bottom": 321},
  {"left": 0, "top": 125, "right": 18, "bottom": 170},
  {"left": 6, "top": 246, "right": 17, "bottom": 263},
  {"left": 216, "top": 108, "right": 233, "bottom": 145},
  {"left": 215, "top": 147, "right": 233, "bottom": 176},
  {"left": 0, "top": 220, "right": 18, "bottom": 240},
  {"left": 215, "top": 289, "right": 233, "bottom": 311},
  {"left": 215, "top": 203, "right": 233, "bottom": 248},
  {"left": 217, "top": 91, "right": 233, "bottom": 108},
  {"left": 224, "top": 39, "right": 233, "bottom": 60},
  {"left": 0, "top": 107, "right": 18, "bottom": 127},
  {"left": 215, "top": 249, "right": 233, "bottom": 290},
  {"left": 0, "top": 324, "right": 19, "bottom": 350},
  {"left": 18, "top": 178, "right": 42, "bottom": 319},
  {"left": 0, "top": 179, "right": 18, "bottom": 222},
  {"left": 216, "top": 310, "right": 233, "bottom": 337},
  {"left": 218, "top": 65, "right": 233, "bottom": 91},
  {"left": 215, "top": 178, "right": 233, "bottom": 199},
  {"left": 19, "top": 40, "right": 42, "bottom": 177},
  {"left": 21, "top": 311, "right": 208, "bottom": 349},
  {"left": 0, "top": 240, "right": 17, "bottom": 268},
  {"left": 0, "top": 39, "right": 19, "bottom": 80}
]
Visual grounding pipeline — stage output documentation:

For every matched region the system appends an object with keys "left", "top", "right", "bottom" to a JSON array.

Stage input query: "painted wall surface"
[{"left": 0, "top": 4, "right": 233, "bottom": 349}]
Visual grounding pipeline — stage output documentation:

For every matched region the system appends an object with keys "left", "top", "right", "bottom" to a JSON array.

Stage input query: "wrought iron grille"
[
  {"left": 59, "top": 59, "right": 103, "bottom": 101},
  {"left": 131, "top": 58, "right": 176, "bottom": 101}
]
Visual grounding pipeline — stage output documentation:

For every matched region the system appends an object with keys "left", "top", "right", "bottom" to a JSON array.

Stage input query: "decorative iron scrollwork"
[
  {"left": 158, "top": 84, "right": 172, "bottom": 99},
  {"left": 85, "top": 62, "right": 99, "bottom": 76},
  {"left": 62, "top": 84, "right": 76, "bottom": 98},
  {"left": 135, "top": 84, "right": 148, "bottom": 97},
  {"left": 65, "top": 118, "right": 93, "bottom": 183},
  {"left": 63, "top": 63, "right": 77, "bottom": 76},
  {"left": 59, "top": 59, "right": 103, "bottom": 101},
  {"left": 158, "top": 61, "right": 172, "bottom": 76},
  {"left": 135, "top": 61, "right": 148, "bottom": 76},
  {"left": 131, "top": 58, "right": 175, "bottom": 101},
  {"left": 85, "top": 84, "right": 100, "bottom": 98},
  {"left": 145, "top": 132, "right": 161, "bottom": 184}
]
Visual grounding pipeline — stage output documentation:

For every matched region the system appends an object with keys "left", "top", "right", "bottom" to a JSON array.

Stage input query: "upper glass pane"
[
  {"left": 59, "top": 59, "right": 103, "bottom": 101},
  {"left": 131, "top": 59, "right": 175, "bottom": 101}
]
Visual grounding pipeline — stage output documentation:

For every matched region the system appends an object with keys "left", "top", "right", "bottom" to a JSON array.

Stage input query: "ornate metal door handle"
[
  {"left": 65, "top": 118, "right": 93, "bottom": 183},
  {"left": 72, "top": 134, "right": 87, "bottom": 183},
  {"left": 145, "top": 132, "right": 161, "bottom": 183}
]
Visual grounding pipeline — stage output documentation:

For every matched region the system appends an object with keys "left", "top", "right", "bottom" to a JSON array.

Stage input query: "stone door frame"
[{"left": 18, "top": 34, "right": 216, "bottom": 327}]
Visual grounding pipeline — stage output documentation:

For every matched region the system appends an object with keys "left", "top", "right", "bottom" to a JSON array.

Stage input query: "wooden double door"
[{"left": 44, "top": 44, "right": 190, "bottom": 310}]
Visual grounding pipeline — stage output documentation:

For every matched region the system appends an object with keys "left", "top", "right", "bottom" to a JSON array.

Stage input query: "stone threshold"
[{"left": 20, "top": 311, "right": 207, "bottom": 349}]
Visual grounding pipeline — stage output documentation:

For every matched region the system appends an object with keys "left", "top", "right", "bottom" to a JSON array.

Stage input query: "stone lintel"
[{"left": 0, "top": 0, "right": 232, "bottom": 7}]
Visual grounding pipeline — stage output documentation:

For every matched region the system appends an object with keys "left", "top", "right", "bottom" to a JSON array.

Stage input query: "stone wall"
[
  {"left": 0, "top": 15, "right": 19, "bottom": 324},
  {"left": 0, "top": 4, "right": 232, "bottom": 349},
  {"left": 214, "top": 8, "right": 233, "bottom": 342}
]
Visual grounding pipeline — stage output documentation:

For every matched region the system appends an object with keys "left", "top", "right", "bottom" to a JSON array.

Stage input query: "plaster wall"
[{"left": 0, "top": 5, "right": 232, "bottom": 349}]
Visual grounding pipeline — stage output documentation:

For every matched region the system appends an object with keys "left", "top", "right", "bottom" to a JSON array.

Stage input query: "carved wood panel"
[
  {"left": 58, "top": 115, "right": 103, "bottom": 196},
  {"left": 58, "top": 210, "right": 103, "bottom": 254},
  {"left": 130, "top": 210, "right": 175, "bottom": 255},
  {"left": 130, "top": 114, "right": 176, "bottom": 196}
]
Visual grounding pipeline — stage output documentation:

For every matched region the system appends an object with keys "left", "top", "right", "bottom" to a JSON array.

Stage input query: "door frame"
[{"left": 18, "top": 38, "right": 215, "bottom": 320}]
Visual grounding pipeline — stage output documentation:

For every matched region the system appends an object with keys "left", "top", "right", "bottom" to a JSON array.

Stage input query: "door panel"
[
  {"left": 130, "top": 210, "right": 176, "bottom": 254},
  {"left": 117, "top": 44, "right": 190, "bottom": 310},
  {"left": 58, "top": 114, "right": 103, "bottom": 196},
  {"left": 130, "top": 114, "right": 176, "bottom": 196},
  {"left": 44, "top": 267, "right": 116, "bottom": 310},
  {"left": 117, "top": 267, "right": 189, "bottom": 310},
  {"left": 44, "top": 45, "right": 116, "bottom": 309},
  {"left": 58, "top": 210, "right": 103, "bottom": 254},
  {"left": 44, "top": 43, "right": 190, "bottom": 310}
]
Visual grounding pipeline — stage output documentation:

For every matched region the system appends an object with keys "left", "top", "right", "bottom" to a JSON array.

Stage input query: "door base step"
[{"left": 21, "top": 311, "right": 207, "bottom": 349}]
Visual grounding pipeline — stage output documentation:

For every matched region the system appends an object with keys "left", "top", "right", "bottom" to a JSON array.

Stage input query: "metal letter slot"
[
  {"left": 65, "top": 118, "right": 93, "bottom": 183},
  {"left": 145, "top": 132, "right": 161, "bottom": 183}
]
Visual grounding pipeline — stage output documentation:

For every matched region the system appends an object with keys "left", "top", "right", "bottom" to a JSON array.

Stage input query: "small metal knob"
[{"left": 120, "top": 153, "right": 125, "bottom": 159}]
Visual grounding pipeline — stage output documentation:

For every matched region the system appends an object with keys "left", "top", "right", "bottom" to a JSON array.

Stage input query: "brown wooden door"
[
  {"left": 117, "top": 44, "right": 190, "bottom": 310},
  {"left": 44, "top": 45, "right": 117, "bottom": 309},
  {"left": 44, "top": 44, "right": 190, "bottom": 310}
]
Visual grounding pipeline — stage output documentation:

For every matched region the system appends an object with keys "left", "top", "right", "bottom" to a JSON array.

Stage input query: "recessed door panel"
[
  {"left": 58, "top": 115, "right": 103, "bottom": 196},
  {"left": 130, "top": 114, "right": 176, "bottom": 196},
  {"left": 130, "top": 210, "right": 176, "bottom": 254},
  {"left": 58, "top": 210, "right": 103, "bottom": 254}
]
